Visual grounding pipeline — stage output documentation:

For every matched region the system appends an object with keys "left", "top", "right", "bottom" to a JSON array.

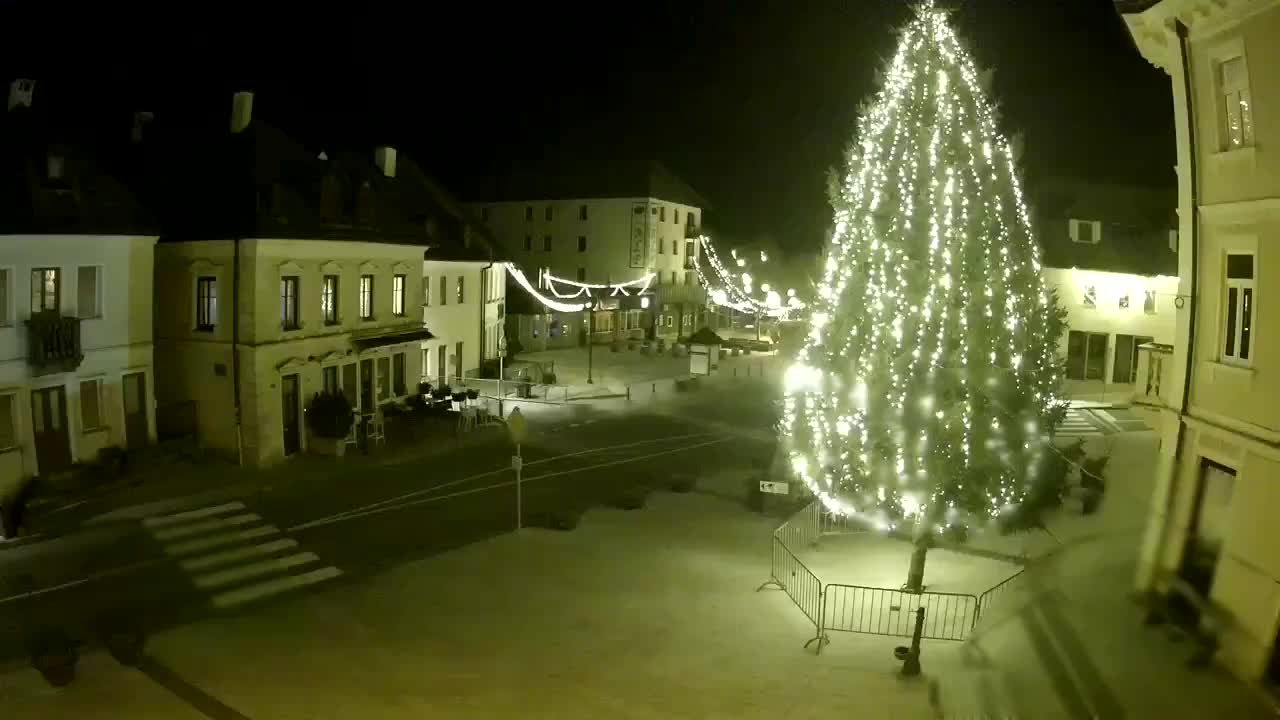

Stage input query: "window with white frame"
[
  {"left": 31, "top": 268, "right": 60, "bottom": 313},
  {"left": 1223, "top": 253, "right": 1254, "bottom": 364},
  {"left": 77, "top": 266, "right": 101, "bottom": 319},
  {"left": 280, "top": 276, "right": 300, "bottom": 330},
  {"left": 439, "top": 275, "right": 448, "bottom": 305},
  {"left": 359, "top": 275, "right": 374, "bottom": 320},
  {"left": 456, "top": 276, "right": 464, "bottom": 304},
  {"left": 0, "top": 268, "right": 10, "bottom": 326},
  {"left": 1144, "top": 290, "right": 1157, "bottom": 315},
  {"left": 1219, "top": 55, "right": 1254, "bottom": 150},
  {"left": 196, "top": 276, "right": 217, "bottom": 330},
  {"left": 1082, "top": 284, "right": 1096, "bottom": 308},
  {"left": 0, "top": 393, "right": 16, "bottom": 450},
  {"left": 1069, "top": 219, "right": 1101, "bottom": 244},
  {"left": 423, "top": 276, "right": 431, "bottom": 307},
  {"left": 322, "top": 275, "right": 339, "bottom": 325},
  {"left": 393, "top": 274, "right": 406, "bottom": 316},
  {"left": 80, "top": 379, "right": 103, "bottom": 431}
]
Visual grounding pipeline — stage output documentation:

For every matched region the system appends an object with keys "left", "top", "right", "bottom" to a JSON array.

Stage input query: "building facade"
[
  {"left": 1, "top": 80, "right": 158, "bottom": 520},
  {"left": 149, "top": 94, "right": 449, "bottom": 467},
  {"left": 1119, "top": 0, "right": 1280, "bottom": 687},
  {"left": 1032, "top": 179, "right": 1179, "bottom": 387},
  {"left": 421, "top": 258, "right": 505, "bottom": 385},
  {"left": 470, "top": 162, "right": 708, "bottom": 350}
]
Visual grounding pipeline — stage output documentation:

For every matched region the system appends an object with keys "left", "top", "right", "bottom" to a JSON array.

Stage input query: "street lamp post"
[{"left": 586, "top": 300, "right": 596, "bottom": 384}]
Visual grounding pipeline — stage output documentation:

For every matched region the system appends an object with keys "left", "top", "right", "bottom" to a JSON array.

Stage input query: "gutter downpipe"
[
  {"left": 1152, "top": 18, "right": 1198, "bottom": 590},
  {"left": 233, "top": 234, "right": 244, "bottom": 468}
]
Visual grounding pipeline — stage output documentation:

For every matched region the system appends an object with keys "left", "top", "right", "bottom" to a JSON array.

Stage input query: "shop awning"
[{"left": 352, "top": 327, "right": 435, "bottom": 351}]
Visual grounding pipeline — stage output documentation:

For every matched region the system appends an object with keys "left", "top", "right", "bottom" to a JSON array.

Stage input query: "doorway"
[
  {"left": 437, "top": 345, "right": 446, "bottom": 386},
  {"left": 31, "top": 386, "right": 71, "bottom": 474},
  {"left": 123, "top": 372, "right": 148, "bottom": 449},
  {"left": 360, "top": 358, "right": 374, "bottom": 414},
  {"left": 1113, "top": 334, "right": 1154, "bottom": 384},
  {"left": 1066, "top": 330, "right": 1108, "bottom": 381},
  {"left": 281, "top": 374, "right": 301, "bottom": 456},
  {"left": 1180, "top": 459, "right": 1235, "bottom": 599}
]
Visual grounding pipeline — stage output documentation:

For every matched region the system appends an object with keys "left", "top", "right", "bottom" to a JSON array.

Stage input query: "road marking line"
[
  {"left": 150, "top": 513, "right": 262, "bottom": 541},
  {"left": 291, "top": 436, "right": 731, "bottom": 532},
  {"left": 143, "top": 502, "right": 246, "bottom": 528},
  {"left": 211, "top": 566, "right": 342, "bottom": 609},
  {"left": 194, "top": 552, "right": 320, "bottom": 589},
  {"left": 180, "top": 538, "right": 300, "bottom": 572},
  {"left": 164, "top": 526, "right": 280, "bottom": 556},
  {"left": 312, "top": 431, "right": 721, "bottom": 525}
]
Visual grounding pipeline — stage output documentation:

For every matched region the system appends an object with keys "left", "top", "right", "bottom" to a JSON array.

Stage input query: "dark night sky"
[{"left": 3, "top": 0, "right": 1172, "bottom": 256}]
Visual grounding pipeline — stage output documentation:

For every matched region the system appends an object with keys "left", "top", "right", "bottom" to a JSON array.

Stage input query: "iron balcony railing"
[{"left": 26, "top": 310, "right": 83, "bottom": 376}]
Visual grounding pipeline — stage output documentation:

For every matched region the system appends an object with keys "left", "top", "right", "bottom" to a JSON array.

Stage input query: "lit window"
[
  {"left": 359, "top": 275, "right": 374, "bottom": 319},
  {"left": 1223, "top": 253, "right": 1254, "bottom": 365},
  {"left": 280, "top": 276, "right": 300, "bottom": 329},
  {"left": 1219, "top": 56, "right": 1254, "bottom": 150},
  {"left": 1144, "top": 290, "right": 1157, "bottom": 315},
  {"left": 322, "top": 275, "right": 339, "bottom": 324},
  {"left": 393, "top": 274, "right": 406, "bottom": 316},
  {"left": 456, "top": 276, "right": 464, "bottom": 304},
  {"left": 423, "top": 276, "right": 431, "bottom": 308},
  {"left": 196, "top": 276, "right": 217, "bottom": 330},
  {"left": 31, "top": 268, "right": 60, "bottom": 313}
]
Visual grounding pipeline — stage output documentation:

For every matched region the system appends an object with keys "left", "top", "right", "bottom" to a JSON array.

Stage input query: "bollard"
[
  {"left": 626, "top": 385, "right": 631, "bottom": 401},
  {"left": 733, "top": 367, "right": 738, "bottom": 377},
  {"left": 651, "top": 382, "right": 656, "bottom": 394},
  {"left": 900, "top": 607, "right": 925, "bottom": 677}
]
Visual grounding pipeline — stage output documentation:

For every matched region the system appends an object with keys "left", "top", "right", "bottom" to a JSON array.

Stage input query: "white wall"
[
  {"left": 422, "top": 259, "right": 488, "bottom": 384},
  {"left": 1043, "top": 267, "right": 1179, "bottom": 383},
  {"left": 0, "top": 235, "right": 158, "bottom": 497}
]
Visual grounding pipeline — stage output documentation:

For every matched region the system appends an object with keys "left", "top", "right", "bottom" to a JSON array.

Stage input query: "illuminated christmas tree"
[{"left": 781, "top": 2, "right": 1067, "bottom": 592}]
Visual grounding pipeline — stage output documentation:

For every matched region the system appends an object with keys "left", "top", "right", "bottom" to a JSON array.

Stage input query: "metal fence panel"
[
  {"left": 823, "top": 584, "right": 978, "bottom": 641},
  {"left": 768, "top": 536, "right": 824, "bottom": 629},
  {"left": 976, "top": 567, "right": 1026, "bottom": 625}
]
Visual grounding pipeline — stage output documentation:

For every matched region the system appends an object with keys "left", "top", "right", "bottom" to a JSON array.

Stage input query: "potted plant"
[
  {"left": 418, "top": 381, "right": 432, "bottom": 398},
  {"left": 305, "top": 390, "right": 354, "bottom": 457},
  {"left": 466, "top": 388, "right": 480, "bottom": 401},
  {"left": 656, "top": 338, "right": 667, "bottom": 353}
]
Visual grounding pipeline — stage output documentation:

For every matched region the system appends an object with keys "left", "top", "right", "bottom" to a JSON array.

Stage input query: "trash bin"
[{"left": 518, "top": 382, "right": 533, "bottom": 399}]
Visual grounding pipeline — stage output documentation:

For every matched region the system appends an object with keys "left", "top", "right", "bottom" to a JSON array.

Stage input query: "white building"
[
  {"left": 469, "top": 162, "right": 707, "bottom": 350},
  {"left": 1119, "top": 0, "right": 1280, "bottom": 688},
  {"left": 1, "top": 81, "right": 158, "bottom": 518},
  {"left": 150, "top": 96, "right": 439, "bottom": 467},
  {"left": 1031, "top": 179, "right": 1179, "bottom": 388},
  {"left": 421, "top": 259, "right": 505, "bottom": 386}
]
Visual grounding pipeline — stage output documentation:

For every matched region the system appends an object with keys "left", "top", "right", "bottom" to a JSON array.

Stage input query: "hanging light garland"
[
  {"left": 693, "top": 235, "right": 805, "bottom": 319},
  {"left": 505, "top": 263, "right": 657, "bottom": 312}
]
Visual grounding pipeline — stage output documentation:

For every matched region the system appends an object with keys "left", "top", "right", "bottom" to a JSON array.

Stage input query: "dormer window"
[{"left": 1069, "top": 219, "right": 1101, "bottom": 245}]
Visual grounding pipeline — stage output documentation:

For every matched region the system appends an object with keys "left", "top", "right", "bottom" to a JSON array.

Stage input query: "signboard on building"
[
  {"left": 630, "top": 203, "right": 648, "bottom": 268},
  {"left": 759, "top": 481, "right": 790, "bottom": 495}
]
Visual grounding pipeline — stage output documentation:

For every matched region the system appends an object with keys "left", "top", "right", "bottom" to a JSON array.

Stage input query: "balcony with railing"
[
  {"left": 1133, "top": 342, "right": 1175, "bottom": 408},
  {"left": 25, "top": 310, "right": 83, "bottom": 375}
]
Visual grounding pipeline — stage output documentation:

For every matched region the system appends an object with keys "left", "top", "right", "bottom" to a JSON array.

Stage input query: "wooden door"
[
  {"left": 31, "top": 386, "right": 71, "bottom": 474},
  {"left": 281, "top": 374, "right": 301, "bottom": 456},
  {"left": 123, "top": 372, "right": 148, "bottom": 449}
]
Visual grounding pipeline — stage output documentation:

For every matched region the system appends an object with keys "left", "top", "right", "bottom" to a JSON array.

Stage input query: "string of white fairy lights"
[
  {"left": 692, "top": 235, "right": 804, "bottom": 319},
  {"left": 504, "top": 262, "right": 655, "bottom": 313}
]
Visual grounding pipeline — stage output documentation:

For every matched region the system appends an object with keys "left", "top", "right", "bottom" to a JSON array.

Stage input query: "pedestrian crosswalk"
[
  {"left": 1055, "top": 408, "right": 1106, "bottom": 438},
  {"left": 143, "top": 501, "right": 341, "bottom": 610}
]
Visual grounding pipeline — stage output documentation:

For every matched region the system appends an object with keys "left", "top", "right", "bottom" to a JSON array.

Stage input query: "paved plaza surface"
[{"left": 0, "top": 375, "right": 1275, "bottom": 718}]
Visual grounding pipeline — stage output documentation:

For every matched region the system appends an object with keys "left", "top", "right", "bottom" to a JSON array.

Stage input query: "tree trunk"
[{"left": 903, "top": 515, "right": 929, "bottom": 593}]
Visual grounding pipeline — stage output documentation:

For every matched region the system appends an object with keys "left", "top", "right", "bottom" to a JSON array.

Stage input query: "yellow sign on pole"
[{"left": 507, "top": 407, "right": 528, "bottom": 445}]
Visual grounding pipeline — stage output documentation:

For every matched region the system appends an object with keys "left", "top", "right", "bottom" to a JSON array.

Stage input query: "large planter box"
[{"left": 309, "top": 434, "right": 347, "bottom": 457}]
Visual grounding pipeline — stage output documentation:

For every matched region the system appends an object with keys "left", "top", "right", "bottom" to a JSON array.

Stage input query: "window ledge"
[
  {"left": 1206, "top": 360, "right": 1255, "bottom": 380},
  {"left": 1210, "top": 146, "right": 1257, "bottom": 168}
]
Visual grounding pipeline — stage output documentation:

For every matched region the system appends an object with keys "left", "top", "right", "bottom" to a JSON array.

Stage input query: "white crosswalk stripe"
[
  {"left": 145, "top": 502, "right": 341, "bottom": 610},
  {"left": 1055, "top": 408, "right": 1104, "bottom": 438}
]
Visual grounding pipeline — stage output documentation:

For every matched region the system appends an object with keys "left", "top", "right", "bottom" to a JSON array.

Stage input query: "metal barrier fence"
[
  {"left": 823, "top": 584, "right": 978, "bottom": 642},
  {"left": 761, "top": 500, "right": 1023, "bottom": 653},
  {"left": 975, "top": 567, "right": 1026, "bottom": 625}
]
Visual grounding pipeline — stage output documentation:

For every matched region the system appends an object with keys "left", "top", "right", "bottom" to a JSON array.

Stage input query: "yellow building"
[{"left": 1118, "top": 0, "right": 1280, "bottom": 687}]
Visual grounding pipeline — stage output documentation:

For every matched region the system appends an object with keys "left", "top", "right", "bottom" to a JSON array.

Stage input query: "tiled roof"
[{"left": 1031, "top": 177, "right": 1176, "bottom": 276}]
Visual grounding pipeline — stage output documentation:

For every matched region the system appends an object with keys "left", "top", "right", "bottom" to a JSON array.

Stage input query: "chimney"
[
  {"left": 131, "top": 111, "right": 154, "bottom": 143},
  {"left": 7, "top": 78, "right": 35, "bottom": 111},
  {"left": 375, "top": 146, "right": 397, "bottom": 178},
  {"left": 230, "top": 91, "right": 254, "bottom": 134}
]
